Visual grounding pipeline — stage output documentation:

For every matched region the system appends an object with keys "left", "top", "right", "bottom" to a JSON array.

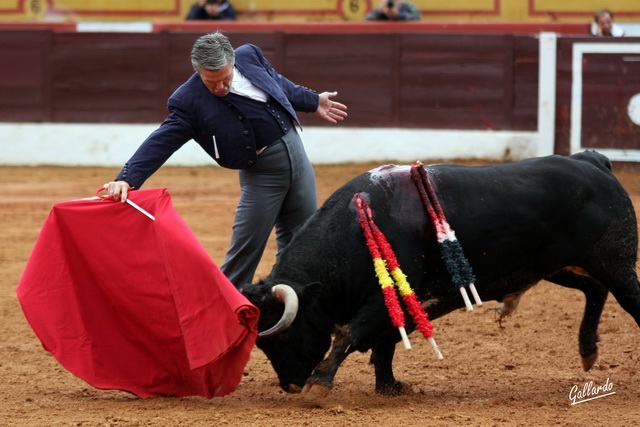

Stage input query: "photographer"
[
  {"left": 186, "top": 0, "right": 236, "bottom": 21},
  {"left": 365, "top": 0, "right": 421, "bottom": 21}
]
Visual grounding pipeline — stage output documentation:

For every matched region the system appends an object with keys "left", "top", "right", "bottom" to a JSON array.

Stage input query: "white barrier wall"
[{"left": 0, "top": 124, "right": 538, "bottom": 167}]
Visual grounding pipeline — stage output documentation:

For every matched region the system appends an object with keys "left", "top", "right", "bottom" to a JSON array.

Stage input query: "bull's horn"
[{"left": 258, "top": 284, "right": 299, "bottom": 337}]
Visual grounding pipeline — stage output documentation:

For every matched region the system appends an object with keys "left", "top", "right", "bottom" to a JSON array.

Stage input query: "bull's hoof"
[
  {"left": 301, "top": 383, "right": 331, "bottom": 399},
  {"left": 376, "top": 380, "right": 412, "bottom": 396},
  {"left": 581, "top": 351, "right": 598, "bottom": 371},
  {"left": 284, "top": 384, "right": 303, "bottom": 394}
]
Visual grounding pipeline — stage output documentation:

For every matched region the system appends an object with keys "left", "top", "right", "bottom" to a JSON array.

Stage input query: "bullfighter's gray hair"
[{"left": 191, "top": 32, "right": 235, "bottom": 72}]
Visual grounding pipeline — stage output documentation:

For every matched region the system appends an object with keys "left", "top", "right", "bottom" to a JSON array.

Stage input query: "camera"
[{"left": 387, "top": 1, "right": 394, "bottom": 8}]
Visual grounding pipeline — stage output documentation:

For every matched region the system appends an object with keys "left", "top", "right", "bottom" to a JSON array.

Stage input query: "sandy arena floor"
[{"left": 1, "top": 160, "right": 639, "bottom": 426}]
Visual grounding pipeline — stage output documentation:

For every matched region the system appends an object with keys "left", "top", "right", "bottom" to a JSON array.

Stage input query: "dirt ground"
[{"left": 1, "top": 160, "right": 639, "bottom": 427}]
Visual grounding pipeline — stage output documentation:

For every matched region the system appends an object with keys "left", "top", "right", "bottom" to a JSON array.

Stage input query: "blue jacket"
[{"left": 117, "top": 44, "right": 319, "bottom": 189}]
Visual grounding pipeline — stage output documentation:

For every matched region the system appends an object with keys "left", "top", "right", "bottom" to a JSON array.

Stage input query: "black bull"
[{"left": 240, "top": 151, "right": 640, "bottom": 398}]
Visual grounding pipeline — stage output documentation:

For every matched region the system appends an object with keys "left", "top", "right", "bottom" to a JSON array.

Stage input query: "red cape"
[{"left": 17, "top": 188, "right": 259, "bottom": 398}]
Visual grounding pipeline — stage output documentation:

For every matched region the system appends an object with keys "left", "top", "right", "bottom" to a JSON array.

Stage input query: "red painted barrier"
[
  {"left": 152, "top": 21, "right": 591, "bottom": 35},
  {"left": 0, "top": 21, "right": 76, "bottom": 31},
  {"left": 0, "top": 20, "right": 591, "bottom": 35}
]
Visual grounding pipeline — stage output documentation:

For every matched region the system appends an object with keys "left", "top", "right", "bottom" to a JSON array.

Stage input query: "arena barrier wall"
[{"left": 1, "top": 23, "right": 639, "bottom": 165}]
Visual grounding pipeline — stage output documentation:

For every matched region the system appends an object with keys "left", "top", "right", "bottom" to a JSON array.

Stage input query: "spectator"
[
  {"left": 103, "top": 32, "right": 348, "bottom": 287},
  {"left": 186, "top": 0, "right": 236, "bottom": 21},
  {"left": 591, "top": 9, "right": 625, "bottom": 37},
  {"left": 365, "top": 0, "right": 421, "bottom": 21}
]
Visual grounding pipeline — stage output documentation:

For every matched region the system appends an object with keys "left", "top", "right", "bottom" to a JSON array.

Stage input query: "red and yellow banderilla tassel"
[
  {"left": 356, "top": 195, "right": 406, "bottom": 332},
  {"left": 355, "top": 193, "right": 443, "bottom": 359}
]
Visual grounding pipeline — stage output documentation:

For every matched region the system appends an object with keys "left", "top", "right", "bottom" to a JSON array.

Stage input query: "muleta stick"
[
  {"left": 97, "top": 186, "right": 156, "bottom": 221},
  {"left": 410, "top": 163, "right": 482, "bottom": 311}
]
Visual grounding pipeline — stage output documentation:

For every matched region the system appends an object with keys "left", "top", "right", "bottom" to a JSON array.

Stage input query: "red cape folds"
[{"left": 17, "top": 188, "right": 259, "bottom": 398}]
